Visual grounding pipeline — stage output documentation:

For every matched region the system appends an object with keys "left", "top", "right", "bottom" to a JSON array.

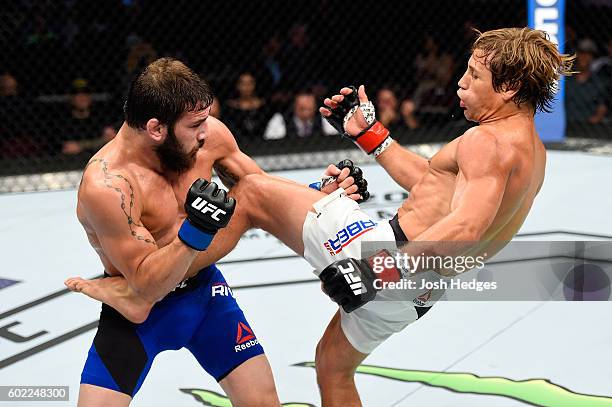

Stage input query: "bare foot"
[{"left": 64, "top": 276, "right": 153, "bottom": 323}]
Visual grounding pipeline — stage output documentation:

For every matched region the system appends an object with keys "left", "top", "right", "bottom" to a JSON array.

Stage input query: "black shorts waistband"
[{"left": 389, "top": 213, "right": 408, "bottom": 245}]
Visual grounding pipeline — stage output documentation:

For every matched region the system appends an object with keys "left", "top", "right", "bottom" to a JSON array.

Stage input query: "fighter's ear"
[
  {"left": 145, "top": 118, "right": 166, "bottom": 142},
  {"left": 501, "top": 83, "right": 519, "bottom": 103}
]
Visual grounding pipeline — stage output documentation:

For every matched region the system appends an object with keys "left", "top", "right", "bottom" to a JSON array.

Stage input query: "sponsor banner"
[{"left": 528, "top": 0, "right": 567, "bottom": 142}]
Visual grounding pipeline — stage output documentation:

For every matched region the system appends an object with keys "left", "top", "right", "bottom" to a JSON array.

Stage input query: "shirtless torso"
[
  {"left": 398, "top": 116, "right": 546, "bottom": 257},
  {"left": 77, "top": 116, "right": 261, "bottom": 284}
]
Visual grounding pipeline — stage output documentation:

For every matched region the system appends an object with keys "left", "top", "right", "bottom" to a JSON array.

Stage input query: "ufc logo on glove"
[
  {"left": 190, "top": 197, "right": 227, "bottom": 221},
  {"left": 338, "top": 262, "right": 365, "bottom": 296}
]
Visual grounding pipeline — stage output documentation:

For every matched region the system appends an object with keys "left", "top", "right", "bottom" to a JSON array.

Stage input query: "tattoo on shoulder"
[
  {"left": 214, "top": 163, "right": 240, "bottom": 188},
  {"left": 87, "top": 159, "right": 156, "bottom": 246}
]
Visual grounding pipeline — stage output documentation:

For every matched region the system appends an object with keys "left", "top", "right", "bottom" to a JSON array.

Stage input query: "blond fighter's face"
[{"left": 456, "top": 50, "right": 505, "bottom": 123}]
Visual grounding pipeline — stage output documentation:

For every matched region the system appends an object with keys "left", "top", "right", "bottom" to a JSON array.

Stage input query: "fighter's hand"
[
  {"left": 178, "top": 179, "right": 236, "bottom": 251},
  {"left": 320, "top": 85, "right": 390, "bottom": 155},
  {"left": 318, "top": 250, "right": 401, "bottom": 313},
  {"left": 319, "top": 159, "right": 370, "bottom": 203},
  {"left": 320, "top": 85, "right": 371, "bottom": 136}
]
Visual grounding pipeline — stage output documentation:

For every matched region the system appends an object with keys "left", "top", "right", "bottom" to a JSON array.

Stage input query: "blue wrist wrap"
[
  {"left": 309, "top": 182, "right": 322, "bottom": 190},
  {"left": 178, "top": 219, "right": 215, "bottom": 251}
]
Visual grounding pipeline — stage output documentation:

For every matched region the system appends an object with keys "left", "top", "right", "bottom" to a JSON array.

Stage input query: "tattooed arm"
[{"left": 78, "top": 160, "right": 198, "bottom": 303}]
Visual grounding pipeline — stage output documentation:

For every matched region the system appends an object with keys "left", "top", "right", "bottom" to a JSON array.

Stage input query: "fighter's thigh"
[
  {"left": 78, "top": 384, "right": 131, "bottom": 407},
  {"left": 234, "top": 174, "right": 325, "bottom": 255},
  {"left": 194, "top": 194, "right": 254, "bottom": 268},
  {"left": 316, "top": 311, "right": 368, "bottom": 375},
  {"left": 219, "top": 354, "right": 280, "bottom": 407},
  {"left": 186, "top": 280, "right": 266, "bottom": 382}
]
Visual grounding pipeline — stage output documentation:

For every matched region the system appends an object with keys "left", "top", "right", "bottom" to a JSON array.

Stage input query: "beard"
[{"left": 155, "top": 125, "right": 202, "bottom": 174}]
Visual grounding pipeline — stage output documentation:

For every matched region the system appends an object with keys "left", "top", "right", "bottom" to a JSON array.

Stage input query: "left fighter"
[{"left": 69, "top": 57, "right": 363, "bottom": 407}]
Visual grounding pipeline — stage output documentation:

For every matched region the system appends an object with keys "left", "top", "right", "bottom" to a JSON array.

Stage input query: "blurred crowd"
[{"left": 1, "top": 0, "right": 611, "bottom": 165}]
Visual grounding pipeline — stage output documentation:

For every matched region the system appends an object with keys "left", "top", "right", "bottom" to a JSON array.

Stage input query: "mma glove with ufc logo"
[
  {"left": 319, "top": 249, "right": 403, "bottom": 313},
  {"left": 178, "top": 179, "right": 236, "bottom": 251}
]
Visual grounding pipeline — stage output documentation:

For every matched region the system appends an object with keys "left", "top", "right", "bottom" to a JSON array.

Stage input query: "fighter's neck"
[
  {"left": 114, "top": 123, "right": 165, "bottom": 175},
  {"left": 478, "top": 107, "right": 533, "bottom": 126}
]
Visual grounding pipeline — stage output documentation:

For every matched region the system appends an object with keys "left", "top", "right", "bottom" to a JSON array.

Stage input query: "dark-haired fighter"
[{"left": 67, "top": 57, "right": 365, "bottom": 407}]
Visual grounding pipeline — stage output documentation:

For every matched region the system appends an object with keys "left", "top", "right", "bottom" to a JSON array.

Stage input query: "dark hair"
[
  {"left": 472, "top": 27, "right": 575, "bottom": 113},
  {"left": 124, "top": 57, "right": 214, "bottom": 129}
]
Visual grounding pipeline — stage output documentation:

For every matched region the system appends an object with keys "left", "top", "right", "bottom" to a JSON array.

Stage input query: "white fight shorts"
[{"left": 303, "top": 189, "right": 443, "bottom": 354}]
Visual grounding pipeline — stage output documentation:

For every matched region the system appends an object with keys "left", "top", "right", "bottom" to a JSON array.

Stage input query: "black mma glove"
[
  {"left": 336, "top": 159, "right": 370, "bottom": 203},
  {"left": 324, "top": 86, "right": 360, "bottom": 135},
  {"left": 319, "top": 250, "right": 402, "bottom": 313},
  {"left": 323, "top": 86, "right": 391, "bottom": 155},
  {"left": 178, "top": 179, "right": 236, "bottom": 251},
  {"left": 309, "top": 159, "right": 371, "bottom": 204}
]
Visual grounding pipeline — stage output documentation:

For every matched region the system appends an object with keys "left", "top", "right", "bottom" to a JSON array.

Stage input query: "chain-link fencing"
[{"left": 1, "top": 0, "right": 611, "bottom": 192}]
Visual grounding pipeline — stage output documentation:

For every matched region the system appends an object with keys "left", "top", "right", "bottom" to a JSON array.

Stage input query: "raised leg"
[{"left": 229, "top": 174, "right": 327, "bottom": 256}]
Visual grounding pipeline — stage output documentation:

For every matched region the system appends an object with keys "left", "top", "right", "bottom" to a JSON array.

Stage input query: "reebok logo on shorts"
[
  {"left": 234, "top": 321, "right": 259, "bottom": 352},
  {"left": 324, "top": 219, "right": 377, "bottom": 255}
]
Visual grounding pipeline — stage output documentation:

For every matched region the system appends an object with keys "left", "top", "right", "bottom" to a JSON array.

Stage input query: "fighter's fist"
[
  {"left": 335, "top": 159, "right": 370, "bottom": 203},
  {"left": 320, "top": 85, "right": 391, "bottom": 156},
  {"left": 319, "top": 257, "right": 377, "bottom": 313},
  {"left": 319, "top": 250, "right": 401, "bottom": 313},
  {"left": 178, "top": 179, "right": 236, "bottom": 250}
]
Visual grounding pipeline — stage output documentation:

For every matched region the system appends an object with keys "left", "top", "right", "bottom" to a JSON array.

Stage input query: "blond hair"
[{"left": 472, "top": 27, "right": 575, "bottom": 113}]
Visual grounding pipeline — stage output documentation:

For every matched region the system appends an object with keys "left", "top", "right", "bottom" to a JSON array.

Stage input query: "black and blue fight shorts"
[{"left": 80, "top": 264, "right": 263, "bottom": 397}]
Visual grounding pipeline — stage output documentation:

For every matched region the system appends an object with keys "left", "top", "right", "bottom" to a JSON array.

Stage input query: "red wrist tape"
[{"left": 354, "top": 121, "right": 390, "bottom": 154}]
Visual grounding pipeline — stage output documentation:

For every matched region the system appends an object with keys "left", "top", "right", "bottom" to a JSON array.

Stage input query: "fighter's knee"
[
  {"left": 251, "top": 392, "right": 280, "bottom": 407},
  {"left": 230, "top": 385, "right": 280, "bottom": 407},
  {"left": 315, "top": 338, "right": 350, "bottom": 384}
]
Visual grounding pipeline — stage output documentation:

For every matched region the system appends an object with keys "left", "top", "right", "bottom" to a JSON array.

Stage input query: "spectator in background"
[
  {"left": 279, "top": 23, "right": 316, "bottom": 92},
  {"left": 593, "top": 37, "right": 612, "bottom": 78},
  {"left": 0, "top": 72, "right": 18, "bottom": 98},
  {"left": 0, "top": 72, "right": 44, "bottom": 158},
  {"left": 412, "top": 56, "right": 458, "bottom": 123},
  {"left": 263, "top": 90, "right": 337, "bottom": 140},
  {"left": 59, "top": 78, "right": 116, "bottom": 155},
  {"left": 565, "top": 39, "right": 609, "bottom": 126},
  {"left": 592, "top": 37, "right": 612, "bottom": 119},
  {"left": 260, "top": 35, "right": 283, "bottom": 92},
  {"left": 397, "top": 98, "right": 420, "bottom": 133},
  {"left": 374, "top": 87, "right": 401, "bottom": 132},
  {"left": 414, "top": 35, "right": 450, "bottom": 83},
  {"left": 224, "top": 72, "right": 267, "bottom": 140},
  {"left": 123, "top": 34, "right": 158, "bottom": 94}
]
